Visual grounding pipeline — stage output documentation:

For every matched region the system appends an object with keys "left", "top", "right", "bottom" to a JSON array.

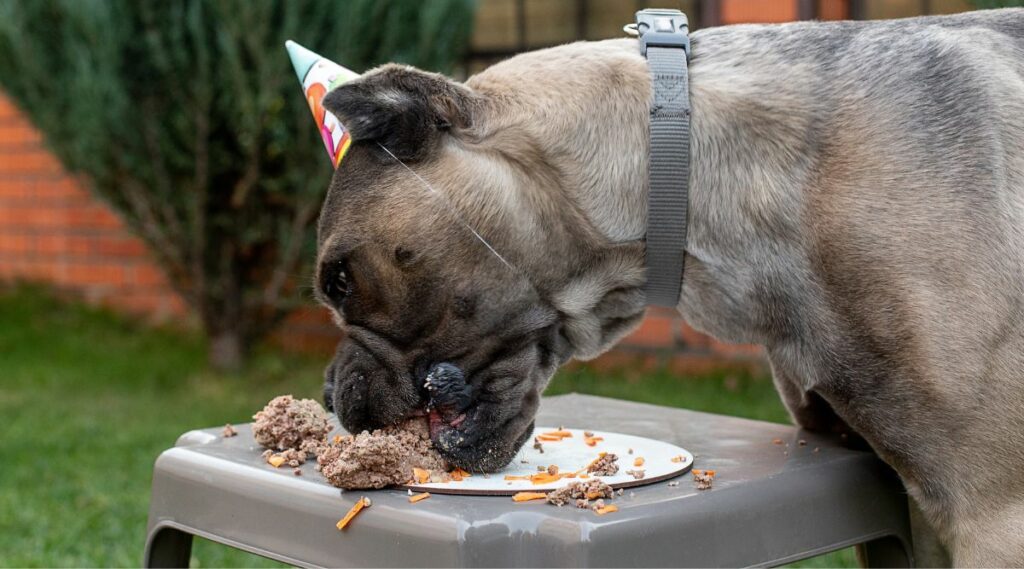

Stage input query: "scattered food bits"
[
  {"left": 533, "top": 440, "right": 544, "bottom": 453},
  {"left": 625, "top": 469, "right": 645, "bottom": 480},
  {"left": 547, "top": 465, "right": 559, "bottom": 476},
  {"left": 667, "top": 481, "right": 679, "bottom": 487},
  {"left": 692, "top": 469, "right": 716, "bottom": 490},
  {"left": 537, "top": 434, "right": 564, "bottom": 442},
  {"left": 633, "top": 457, "right": 645, "bottom": 467},
  {"left": 335, "top": 497, "right": 370, "bottom": 531},
  {"left": 594, "top": 504, "right": 619, "bottom": 516},
  {"left": 617, "top": 488, "right": 624, "bottom": 496},
  {"left": 583, "top": 436, "right": 604, "bottom": 447},
  {"left": 268, "top": 454, "right": 287, "bottom": 468},
  {"left": 412, "top": 468, "right": 431, "bottom": 484},
  {"left": 546, "top": 479, "right": 614, "bottom": 506},
  {"left": 512, "top": 492, "right": 548, "bottom": 502},
  {"left": 409, "top": 492, "right": 431, "bottom": 503},
  {"left": 542, "top": 430, "right": 573, "bottom": 438},
  {"left": 537, "top": 466, "right": 546, "bottom": 472},
  {"left": 583, "top": 431, "right": 594, "bottom": 438},
  {"left": 222, "top": 424, "right": 238, "bottom": 438},
  {"left": 451, "top": 468, "right": 471, "bottom": 478},
  {"left": 587, "top": 453, "right": 619, "bottom": 476},
  {"left": 628, "top": 448, "right": 634, "bottom": 455},
  {"left": 798, "top": 439, "right": 807, "bottom": 446},
  {"left": 332, "top": 435, "right": 343, "bottom": 445},
  {"left": 670, "top": 455, "right": 684, "bottom": 463},
  {"left": 813, "top": 447, "right": 820, "bottom": 453},
  {"left": 772, "top": 438, "right": 784, "bottom": 445}
]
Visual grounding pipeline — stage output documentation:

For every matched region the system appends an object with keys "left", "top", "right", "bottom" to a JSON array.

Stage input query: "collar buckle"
[{"left": 633, "top": 9, "right": 691, "bottom": 58}]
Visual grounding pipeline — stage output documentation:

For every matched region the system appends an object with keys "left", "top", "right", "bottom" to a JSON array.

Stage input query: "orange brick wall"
[{"left": 0, "top": 93, "right": 188, "bottom": 321}]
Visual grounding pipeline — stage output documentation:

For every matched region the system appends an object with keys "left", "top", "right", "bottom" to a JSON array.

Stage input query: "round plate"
[{"left": 401, "top": 427, "right": 693, "bottom": 495}]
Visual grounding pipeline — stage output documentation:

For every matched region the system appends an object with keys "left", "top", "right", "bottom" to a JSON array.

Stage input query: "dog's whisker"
[{"left": 376, "top": 142, "right": 518, "bottom": 273}]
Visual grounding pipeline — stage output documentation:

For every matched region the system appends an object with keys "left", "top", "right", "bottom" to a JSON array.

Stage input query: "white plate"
[{"left": 401, "top": 427, "right": 693, "bottom": 495}]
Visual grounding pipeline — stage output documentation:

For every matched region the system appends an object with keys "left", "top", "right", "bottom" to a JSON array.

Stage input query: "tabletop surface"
[{"left": 149, "top": 393, "right": 909, "bottom": 567}]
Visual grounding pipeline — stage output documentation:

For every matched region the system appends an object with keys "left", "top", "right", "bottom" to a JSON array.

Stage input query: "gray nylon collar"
[{"left": 629, "top": 9, "right": 691, "bottom": 308}]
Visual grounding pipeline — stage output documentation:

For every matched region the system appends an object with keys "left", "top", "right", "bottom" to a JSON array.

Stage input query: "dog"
[{"left": 314, "top": 9, "right": 1024, "bottom": 565}]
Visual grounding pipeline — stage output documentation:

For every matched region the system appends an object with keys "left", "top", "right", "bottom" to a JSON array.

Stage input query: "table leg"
[
  {"left": 145, "top": 526, "right": 194, "bottom": 568},
  {"left": 856, "top": 535, "right": 914, "bottom": 568}
]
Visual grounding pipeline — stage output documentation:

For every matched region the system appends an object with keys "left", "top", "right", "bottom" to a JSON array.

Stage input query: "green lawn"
[{"left": 0, "top": 286, "right": 855, "bottom": 568}]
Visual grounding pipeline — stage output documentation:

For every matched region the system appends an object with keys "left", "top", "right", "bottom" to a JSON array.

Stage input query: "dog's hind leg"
[{"left": 767, "top": 353, "right": 851, "bottom": 434}]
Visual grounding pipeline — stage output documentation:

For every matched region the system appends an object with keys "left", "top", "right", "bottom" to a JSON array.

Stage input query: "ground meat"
[
  {"left": 252, "top": 395, "right": 332, "bottom": 452},
  {"left": 222, "top": 423, "right": 238, "bottom": 438},
  {"left": 590, "top": 499, "right": 606, "bottom": 512},
  {"left": 587, "top": 453, "right": 619, "bottom": 476},
  {"left": 317, "top": 418, "right": 448, "bottom": 489},
  {"left": 546, "top": 479, "right": 614, "bottom": 506},
  {"left": 625, "top": 469, "right": 645, "bottom": 480}
]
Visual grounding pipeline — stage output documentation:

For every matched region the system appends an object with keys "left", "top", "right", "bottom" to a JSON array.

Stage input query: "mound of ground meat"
[
  {"left": 317, "top": 419, "right": 448, "bottom": 489},
  {"left": 252, "top": 395, "right": 332, "bottom": 452}
]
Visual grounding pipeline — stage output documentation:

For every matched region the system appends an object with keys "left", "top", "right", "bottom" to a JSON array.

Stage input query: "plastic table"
[{"left": 145, "top": 393, "right": 914, "bottom": 567}]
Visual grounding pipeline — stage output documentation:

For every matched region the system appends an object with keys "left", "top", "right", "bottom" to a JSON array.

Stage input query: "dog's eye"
[{"left": 320, "top": 260, "right": 350, "bottom": 304}]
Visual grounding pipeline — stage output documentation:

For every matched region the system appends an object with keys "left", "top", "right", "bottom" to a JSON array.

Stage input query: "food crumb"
[
  {"left": 268, "top": 454, "right": 286, "bottom": 468},
  {"left": 798, "top": 439, "right": 807, "bottom": 446},
  {"left": 628, "top": 448, "right": 633, "bottom": 455},
  {"left": 813, "top": 447, "right": 820, "bottom": 453},
  {"left": 772, "top": 438, "right": 784, "bottom": 445},
  {"left": 625, "top": 469, "right": 645, "bottom": 480},
  {"left": 521, "top": 459, "right": 530, "bottom": 464},
  {"left": 633, "top": 457, "right": 644, "bottom": 467},
  {"left": 547, "top": 465, "right": 559, "bottom": 476},
  {"left": 293, "top": 468, "right": 302, "bottom": 476},
  {"left": 586, "top": 453, "right": 619, "bottom": 476},
  {"left": 409, "top": 492, "right": 431, "bottom": 503},
  {"left": 693, "top": 469, "right": 716, "bottom": 490},
  {"left": 583, "top": 431, "right": 594, "bottom": 438},
  {"left": 594, "top": 504, "right": 618, "bottom": 516},
  {"left": 546, "top": 479, "right": 613, "bottom": 506},
  {"left": 512, "top": 491, "right": 548, "bottom": 502},
  {"left": 667, "top": 481, "right": 679, "bottom": 487},
  {"left": 222, "top": 424, "right": 238, "bottom": 438},
  {"left": 670, "top": 455, "right": 684, "bottom": 463},
  {"left": 617, "top": 488, "right": 624, "bottom": 496},
  {"left": 537, "top": 465, "right": 545, "bottom": 472}
]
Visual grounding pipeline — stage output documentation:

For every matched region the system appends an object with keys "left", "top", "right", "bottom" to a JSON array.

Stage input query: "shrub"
[{"left": 0, "top": 0, "right": 475, "bottom": 368}]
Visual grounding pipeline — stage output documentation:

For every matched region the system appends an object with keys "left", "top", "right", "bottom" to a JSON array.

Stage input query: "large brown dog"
[{"left": 314, "top": 10, "right": 1024, "bottom": 565}]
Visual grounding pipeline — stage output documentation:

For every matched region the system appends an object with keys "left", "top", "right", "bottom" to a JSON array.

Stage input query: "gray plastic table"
[{"left": 145, "top": 394, "right": 914, "bottom": 567}]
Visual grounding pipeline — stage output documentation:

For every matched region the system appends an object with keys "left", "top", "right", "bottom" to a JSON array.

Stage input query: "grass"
[{"left": 0, "top": 285, "right": 855, "bottom": 568}]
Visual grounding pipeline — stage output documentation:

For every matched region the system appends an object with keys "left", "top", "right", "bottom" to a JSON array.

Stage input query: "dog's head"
[{"left": 314, "top": 56, "right": 648, "bottom": 471}]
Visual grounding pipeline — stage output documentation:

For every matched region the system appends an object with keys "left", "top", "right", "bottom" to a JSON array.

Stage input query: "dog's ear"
[{"left": 323, "top": 64, "right": 475, "bottom": 161}]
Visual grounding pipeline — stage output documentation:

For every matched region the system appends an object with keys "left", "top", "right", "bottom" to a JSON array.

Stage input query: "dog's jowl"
[{"left": 313, "top": 10, "right": 1024, "bottom": 566}]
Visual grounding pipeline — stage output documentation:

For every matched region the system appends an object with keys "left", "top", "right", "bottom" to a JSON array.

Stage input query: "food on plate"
[
  {"left": 317, "top": 418, "right": 447, "bottom": 489},
  {"left": 586, "top": 452, "right": 619, "bottom": 476},
  {"left": 692, "top": 469, "right": 716, "bottom": 490}
]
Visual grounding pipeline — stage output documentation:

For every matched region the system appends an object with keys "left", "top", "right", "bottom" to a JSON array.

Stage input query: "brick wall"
[{"left": 0, "top": 93, "right": 188, "bottom": 321}]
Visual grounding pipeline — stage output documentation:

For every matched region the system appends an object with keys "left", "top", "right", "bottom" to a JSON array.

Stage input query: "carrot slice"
[
  {"left": 542, "top": 430, "right": 573, "bottom": 438},
  {"left": 634, "top": 457, "right": 645, "bottom": 467},
  {"left": 267, "top": 455, "right": 286, "bottom": 468},
  {"left": 450, "top": 468, "right": 472, "bottom": 478},
  {"left": 505, "top": 474, "right": 531, "bottom": 481},
  {"left": 530, "top": 473, "right": 561, "bottom": 485},
  {"left": 512, "top": 492, "right": 548, "bottom": 502},
  {"left": 584, "top": 436, "right": 604, "bottom": 446},
  {"left": 537, "top": 434, "right": 564, "bottom": 442},
  {"left": 412, "top": 468, "right": 430, "bottom": 484},
  {"left": 409, "top": 492, "right": 431, "bottom": 503},
  {"left": 579, "top": 474, "right": 590, "bottom": 479},
  {"left": 594, "top": 504, "right": 618, "bottom": 515},
  {"left": 336, "top": 497, "right": 369, "bottom": 530}
]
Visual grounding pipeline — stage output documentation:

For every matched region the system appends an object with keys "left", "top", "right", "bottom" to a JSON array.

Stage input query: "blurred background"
[{"left": 0, "top": 0, "right": 1017, "bottom": 566}]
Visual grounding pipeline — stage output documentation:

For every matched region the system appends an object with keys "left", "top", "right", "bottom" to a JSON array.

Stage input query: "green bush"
[{"left": 0, "top": 0, "right": 475, "bottom": 368}]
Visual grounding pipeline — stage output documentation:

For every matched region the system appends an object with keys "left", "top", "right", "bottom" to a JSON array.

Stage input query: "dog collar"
[{"left": 627, "top": 10, "right": 692, "bottom": 308}]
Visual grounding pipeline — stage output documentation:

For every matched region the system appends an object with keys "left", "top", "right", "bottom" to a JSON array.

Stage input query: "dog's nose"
[{"left": 424, "top": 363, "right": 471, "bottom": 419}]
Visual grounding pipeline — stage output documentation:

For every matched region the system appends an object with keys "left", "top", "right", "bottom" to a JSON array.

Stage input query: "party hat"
[{"left": 286, "top": 40, "right": 360, "bottom": 168}]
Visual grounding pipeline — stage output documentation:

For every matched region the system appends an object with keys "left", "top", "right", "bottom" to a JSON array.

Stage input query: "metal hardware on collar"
[{"left": 633, "top": 8, "right": 692, "bottom": 308}]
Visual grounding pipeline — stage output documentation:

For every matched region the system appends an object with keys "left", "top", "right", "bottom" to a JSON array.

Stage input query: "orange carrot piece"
[
  {"left": 336, "top": 497, "right": 369, "bottom": 530},
  {"left": 594, "top": 504, "right": 618, "bottom": 515},
  {"left": 412, "top": 468, "right": 430, "bottom": 484},
  {"left": 670, "top": 455, "right": 684, "bottom": 463},
  {"left": 584, "top": 436, "right": 604, "bottom": 446},
  {"left": 537, "top": 434, "right": 564, "bottom": 442},
  {"left": 450, "top": 468, "right": 472, "bottom": 478},
  {"left": 505, "top": 474, "right": 531, "bottom": 481},
  {"left": 512, "top": 492, "right": 548, "bottom": 502},
  {"left": 542, "top": 430, "right": 573, "bottom": 438},
  {"left": 267, "top": 454, "right": 286, "bottom": 468},
  {"left": 530, "top": 473, "right": 561, "bottom": 485},
  {"left": 634, "top": 457, "right": 645, "bottom": 467},
  {"left": 409, "top": 492, "right": 431, "bottom": 503},
  {"left": 579, "top": 474, "right": 590, "bottom": 479}
]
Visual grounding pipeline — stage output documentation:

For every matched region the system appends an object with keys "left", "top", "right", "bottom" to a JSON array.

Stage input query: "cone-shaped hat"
[{"left": 286, "top": 40, "right": 360, "bottom": 168}]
